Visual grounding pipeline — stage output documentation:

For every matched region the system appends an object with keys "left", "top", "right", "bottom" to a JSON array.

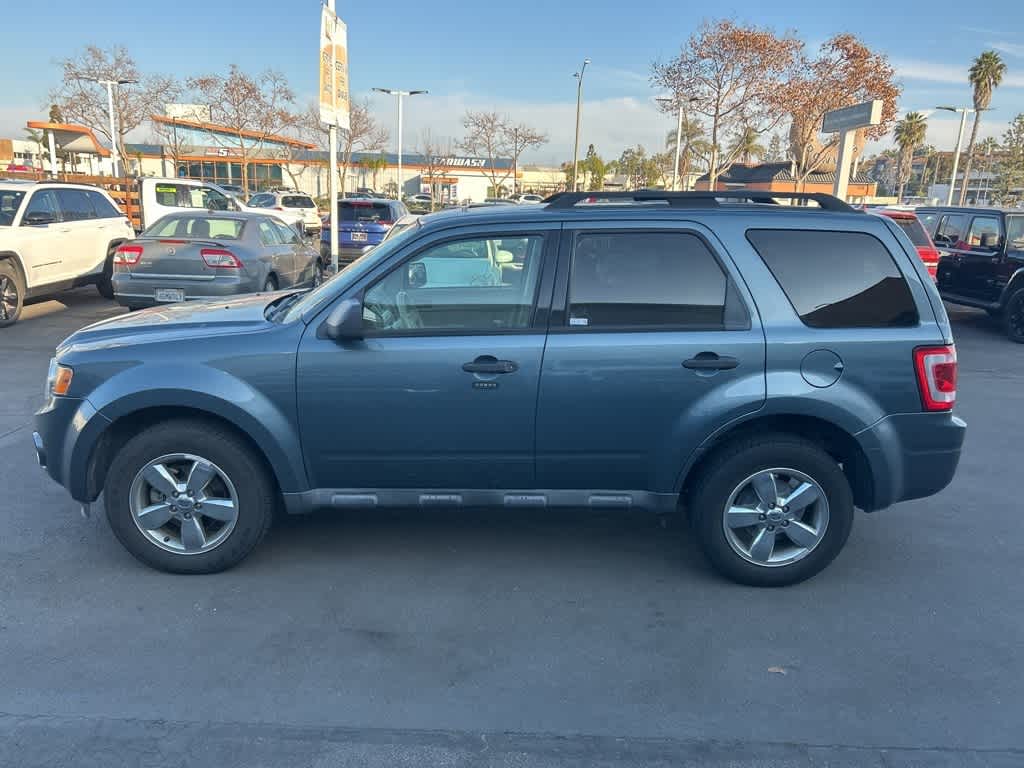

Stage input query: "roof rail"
[{"left": 541, "top": 190, "right": 856, "bottom": 213}]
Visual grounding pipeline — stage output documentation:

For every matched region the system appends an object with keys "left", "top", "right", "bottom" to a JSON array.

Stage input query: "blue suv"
[{"left": 34, "top": 191, "right": 966, "bottom": 586}]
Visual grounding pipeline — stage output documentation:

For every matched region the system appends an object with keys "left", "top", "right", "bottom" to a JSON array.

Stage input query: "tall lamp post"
[
  {"left": 571, "top": 58, "right": 591, "bottom": 192},
  {"left": 935, "top": 105, "right": 976, "bottom": 205},
  {"left": 372, "top": 87, "right": 427, "bottom": 200},
  {"left": 656, "top": 95, "right": 699, "bottom": 191},
  {"left": 93, "top": 78, "right": 137, "bottom": 177}
]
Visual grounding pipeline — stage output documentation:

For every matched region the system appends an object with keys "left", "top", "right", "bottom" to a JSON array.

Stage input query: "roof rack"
[{"left": 541, "top": 190, "right": 856, "bottom": 213}]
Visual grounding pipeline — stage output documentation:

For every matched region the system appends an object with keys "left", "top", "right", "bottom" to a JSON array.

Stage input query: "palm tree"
[
  {"left": 24, "top": 128, "right": 47, "bottom": 171},
  {"left": 894, "top": 112, "right": 928, "bottom": 202},
  {"left": 959, "top": 51, "right": 1007, "bottom": 204},
  {"left": 728, "top": 126, "right": 767, "bottom": 165},
  {"left": 665, "top": 116, "right": 712, "bottom": 189}
]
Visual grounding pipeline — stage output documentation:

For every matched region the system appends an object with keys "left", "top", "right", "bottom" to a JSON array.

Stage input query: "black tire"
[
  {"left": 104, "top": 419, "right": 275, "bottom": 573},
  {"left": 314, "top": 260, "right": 326, "bottom": 287},
  {"left": 96, "top": 247, "right": 116, "bottom": 299},
  {"left": 690, "top": 435, "right": 854, "bottom": 587},
  {"left": 986, "top": 307, "right": 1003, "bottom": 319},
  {"left": 0, "top": 259, "right": 25, "bottom": 328},
  {"left": 263, "top": 274, "right": 278, "bottom": 292},
  {"left": 1003, "top": 288, "right": 1024, "bottom": 343}
]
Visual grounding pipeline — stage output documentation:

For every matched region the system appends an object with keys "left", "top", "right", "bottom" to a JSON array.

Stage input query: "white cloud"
[
  {"left": 893, "top": 58, "right": 1024, "bottom": 87},
  {"left": 867, "top": 114, "right": 1008, "bottom": 154},
  {"left": 992, "top": 41, "right": 1024, "bottom": 57}
]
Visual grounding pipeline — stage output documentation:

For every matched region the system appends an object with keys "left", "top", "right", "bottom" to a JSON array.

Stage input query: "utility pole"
[
  {"left": 512, "top": 127, "right": 519, "bottom": 196},
  {"left": 571, "top": 58, "right": 590, "bottom": 193},
  {"left": 327, "top": 0, "right": 340, "bottom": 274},
  {"left": 656, "top": 95, "right": 697, "bottom": 191},
  {"left": 373, "top": 87, "right": 428, "bottom": 200},
  {"left": 936, "top": 105, "right": 974, "bottom": 206}
]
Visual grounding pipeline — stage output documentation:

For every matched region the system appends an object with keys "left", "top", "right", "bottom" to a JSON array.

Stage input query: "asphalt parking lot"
[{"left": 1, "top": 289, "right": 1022, "bottom": 767}]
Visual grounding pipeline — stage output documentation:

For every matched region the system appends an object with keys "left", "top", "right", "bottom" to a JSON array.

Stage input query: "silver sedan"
[{"left": 111, "top": 211, "right": 323, "bottom": 310}]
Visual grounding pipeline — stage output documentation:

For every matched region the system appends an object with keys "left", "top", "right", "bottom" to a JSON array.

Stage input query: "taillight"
[
  {"left": 113, "top": 244, "right": 142, "bottom": 265},
  {"left": 914, "top": 345, "right": 957, "bottom": 411},
  {"left": 378, "top": 220, "right": 393, "bottom": 226},
  {"left": 200, "top": 248, "right": 243, "bottom": 269}
]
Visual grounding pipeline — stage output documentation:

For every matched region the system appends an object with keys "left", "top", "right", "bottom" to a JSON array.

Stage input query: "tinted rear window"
[
  {"left": 283, "top": 195, "right": 315, "bottom": 209},
  {"left": 340, "top": 202, "right": 392, "bottom": 222},
  {"left": 889, "top": 216, "right": 930, "bottom": 247},
  {"left": 747, "top": 229, "right": 918, "bottom": 328}
]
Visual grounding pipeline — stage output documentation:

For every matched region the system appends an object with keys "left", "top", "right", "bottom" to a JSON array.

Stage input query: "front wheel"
[
  {"left": 690, "top": 435, "right": 854, "bottom": 587},
  {"left": 1003, "top": 288, "right": 1024, "bottom": 343},
  {"left": 104, "top": 420, "right": 275, "bottom": 573},
  {"left": 0, "top": 260, "right": 25, "bottom": 327}
]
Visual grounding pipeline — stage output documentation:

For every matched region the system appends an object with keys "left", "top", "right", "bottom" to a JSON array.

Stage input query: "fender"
[
  {"left": 0, "top": 250, "right": 27, "bottom": 287},
  {"left": 80, "top": 362, "right": 309, "bottom": 496}
]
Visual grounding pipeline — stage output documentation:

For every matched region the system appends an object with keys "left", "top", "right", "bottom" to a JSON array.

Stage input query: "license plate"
[
  {"left": 351, "top": 231, "right": 368, "bottom": 242},
  {"left": 154, "top": 288, "right": 184, "bottom": 303}
]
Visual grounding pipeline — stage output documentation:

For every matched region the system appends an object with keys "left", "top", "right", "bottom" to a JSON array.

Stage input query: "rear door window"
[
  {"left": 258, "top": 219, "right": 284, "bottom": 246},
  {"left": 271, "top": 219, "right": 300, "bottom": 244},
  {"left": 747, "top": 229, "right": 919, "bottom": 328},
  {"left": 86, "top": 190, "right": 121, "bottom": 218},
  {"left": 55, "top": 189, "right": 97, "bottom": 221},
  {"left": 568, "top": 231, "right": 730, "bottom": 328}
]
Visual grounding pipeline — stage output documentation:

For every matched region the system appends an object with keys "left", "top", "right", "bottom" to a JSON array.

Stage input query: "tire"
[
  {"left": 96, "top": 247, "right": 116, "bottom": 299},
  {"left": 104, "top": 419, "right": 275, "bottom": 573},
  {"left": 690, "top": 435, "right": 854, "bottom": 587},
  {"left": 263, "top": 274, "right": 278, "bottom": 292},
  {"left": 1003, "top": 288, "right": 1024, "bottom": 343},
  {"left": 0, "top": 259, "right": 25, "bottom": 327},
  {"left": 313, "top": 260, "right": 326, "bottom": 288}
]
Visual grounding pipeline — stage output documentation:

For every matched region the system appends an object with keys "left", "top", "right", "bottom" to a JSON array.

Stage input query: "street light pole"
[
  {"left": 656, "top": 95, "right": 698, "bottom": 191},
  {"left": 936, "top": 105, "right": 974, "bottom": 206},
  {"left": 571, "top": 58, "right": 590, "bottom": 193},
  {"left": 94, "top": 78, "right": 137, "bottom": 177},
  {"left": 327, "top": 0, "right": 340, "bottom": 274},
  {"left": 373, "top": 87, "right": 428, "bottom": 200}
]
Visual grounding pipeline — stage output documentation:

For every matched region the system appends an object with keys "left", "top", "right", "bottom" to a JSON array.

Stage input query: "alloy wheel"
[
  {"left": 0, "top": 275, "right": 17, "bottom": 321},
  {"left": 722, "top": 467, "right": 830, "bottom": 567},
  {"left": 129, "top": 453, "right": 240, "bottom": 555}
]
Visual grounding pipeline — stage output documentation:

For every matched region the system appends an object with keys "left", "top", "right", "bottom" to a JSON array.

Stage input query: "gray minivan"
[{"left": 34, "top": 191, "right": 965, "bottom": 586}]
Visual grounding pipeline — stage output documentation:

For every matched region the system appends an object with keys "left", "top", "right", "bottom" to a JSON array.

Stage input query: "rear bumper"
[
  {"left": 112, "top": 274, "right": 260, "bottom": 308},
  {"left": 856, "top": 411, "right": 967, "bottom": 511}
]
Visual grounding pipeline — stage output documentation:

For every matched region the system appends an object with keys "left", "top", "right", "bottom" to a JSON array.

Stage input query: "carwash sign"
[{"left": 433, "top": 157, "right": 488, "bottom": 168}]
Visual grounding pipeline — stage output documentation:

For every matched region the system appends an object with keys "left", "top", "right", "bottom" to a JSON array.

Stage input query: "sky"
[{"left": 2, "top": 0, "right": 1024, "bottom": 165}]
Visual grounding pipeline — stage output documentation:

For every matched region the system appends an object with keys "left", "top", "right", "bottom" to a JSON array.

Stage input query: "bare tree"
[
  {"left": 150, "top": 117, "right": 196, "bottom": 175},
  {"left": 51, "top": 45, "right": 180, "bottom": 172},
  {"left": 187, "top": 66, "right": 295, "bottom": 192},
  {"left": 775, "top": 34, "right": 900, "bottom": 191},
  {"left": 298, "top": 99, "right": 387, "bottom": 195},
  {"left": 417, "top": 129, "right": 457, "bottom": 208},
  {"left": 652, "top": 20, "right": 801, "bottom": 188},
  {"left": 459, "top": 111, "right": 547, "bottom": 197}
]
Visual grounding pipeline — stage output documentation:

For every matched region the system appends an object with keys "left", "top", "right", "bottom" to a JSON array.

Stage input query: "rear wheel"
[
  {"left": 1003, "top": 288, "right": 1024, "bottom": 343},
  {"left": 104, "top": 420, "right": 275, "bottom": 573},
  {"left": 690, "top": 435, "right": 854, "bottom": 587},
  {"left": 263, "top": 274, "right": 278, "bottom": 292},
  {"left": 313, "top": 260, "right": 326, "bottom": 287},
  {"left": 96, "top": 246, "right": 116, "bottom": 299},
  {"left": 0, "top": 260, "right": 25, "bottom": 327}
]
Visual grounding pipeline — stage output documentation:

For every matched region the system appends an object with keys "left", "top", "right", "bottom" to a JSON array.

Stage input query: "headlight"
[{"left": 46, "top": 358, "right": 74, "bottom": 397}]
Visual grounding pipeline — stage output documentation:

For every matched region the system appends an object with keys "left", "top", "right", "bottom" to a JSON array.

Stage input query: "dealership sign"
[{"left": 319, "top": 6, "right": 350, "bottom": 130}]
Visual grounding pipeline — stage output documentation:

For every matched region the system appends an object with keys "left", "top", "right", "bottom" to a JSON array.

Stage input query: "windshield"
[
  {"left": 0, "top": 190, "right": 26, "bottom": 226},
  {"left": 340, "top": 202, "right": 392, "bottom": 222},
  {"left": 275, "top": 220, "right": 421, "bottom": 323}
]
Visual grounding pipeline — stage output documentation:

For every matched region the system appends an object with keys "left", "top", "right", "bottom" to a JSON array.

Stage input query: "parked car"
[
  {"left": 320, "top": 198, "right": 409, "bottom": 266},
  {"left": 0, "top": 181, "right": 135, "bottom": 326},
  {"left": 917, "top": 205, "right": 1024, "bottom": 341},
  {"left": 111, "top": 211, "right": 321, "bottom": 310},
  {"left": 405, "top": 193, "right": 433, "bottom": 213},
  {"left": 870, "top": 208, "right": 940, "bottom": 279},
  {"left": 510, "top": 193, "right": 545, "bottom": 204},
  {"left": 218, "top": 184, "right": 246, "bottom": 197},
  {"left": 138, "top": 178, "right": 307, "bottom": 235},
  {"left": 34, "top": 190, "right": 965, "bottom": 585},
  {"left": 246, "top": 190, "right": 321, "bottom": 237}
]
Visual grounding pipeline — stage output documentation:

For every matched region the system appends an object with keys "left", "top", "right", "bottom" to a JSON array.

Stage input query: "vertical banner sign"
[{"left": 319, "top": 6, "right": 351, "bottom": 130}]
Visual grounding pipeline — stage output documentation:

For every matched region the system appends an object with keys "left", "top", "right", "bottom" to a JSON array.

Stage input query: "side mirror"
[
  {"left": 495, "top": 249, "right": 515, "bottom": 265},
  {"left": 23, "top": 210, "right": 56, "bottom": 226},
  {"left": 324, "top": 297, "right": 364, "bottom": 340},
  {"left": 405, "top": 262, "right": 427, "bottom": 288},
  {"left": 980, "top": 232, "right": 1000, "bottom": 249}
]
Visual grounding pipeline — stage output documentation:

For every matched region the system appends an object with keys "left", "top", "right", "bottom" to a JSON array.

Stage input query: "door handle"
[
  {"left": 462, "top": 355, "right": 519, "bottom": 374},
  {"left": 682, "top": 353, "right": 739, "bottom": 371}
]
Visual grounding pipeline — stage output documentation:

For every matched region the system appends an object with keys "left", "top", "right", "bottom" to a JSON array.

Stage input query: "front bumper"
[
  {"left": 856, "top": 411, "right": 967, "bottom": 510},
  {"left": 112, "top": 274, "right": 259, "bottom": 308},
  {"left": 34, "top": 396, "right": 111, "bottom": 501}
]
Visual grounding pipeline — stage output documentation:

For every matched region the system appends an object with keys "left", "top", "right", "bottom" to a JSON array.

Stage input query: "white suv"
[
  {"left": 246, "top": 190, "right": 321, "bottom": 235},
  {"left": 0, "top": 181, "right": 135, "bottom": 327}
]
